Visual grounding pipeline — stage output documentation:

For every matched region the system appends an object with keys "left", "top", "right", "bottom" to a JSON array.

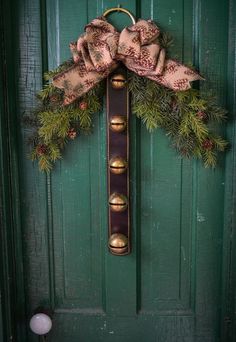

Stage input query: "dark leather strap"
[{"left": 107, "top": 66, "right": 130, "bottom": 255}]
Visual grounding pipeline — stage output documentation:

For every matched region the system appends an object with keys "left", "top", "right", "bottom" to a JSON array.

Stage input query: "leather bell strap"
[{"left": 107, "top": 67, "right": 130, "bottom": 256}]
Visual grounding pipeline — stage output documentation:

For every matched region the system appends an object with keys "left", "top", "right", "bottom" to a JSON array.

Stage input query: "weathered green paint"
[
  {"left": 0, "top": 0, "right": 26, "bottom": 340},
  {"left": 222, "top": 0, "right": 236, "bottom": 340},
  {"left": 1, "top": 0, "right": 236, "bottom": 341}
]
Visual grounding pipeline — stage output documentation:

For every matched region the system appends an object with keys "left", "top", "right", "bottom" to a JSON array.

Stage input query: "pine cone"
[
  {"left": 36, "top": 144, "right": 47, "bottom": 156},
  {"left": 67, "top": 128, "right": 77, "bottom": 139},
  {"left": 197, "top": 111, "right": 207, "bottom": 120},
  {"left": 79, "top": 101, "right": 88, "bottom": 110},
  {"left": 49, "top": 95, "right": 59, "bottom": 103},
  {"left": 202, "top": 139, "right": 214, "bottom": 150}
]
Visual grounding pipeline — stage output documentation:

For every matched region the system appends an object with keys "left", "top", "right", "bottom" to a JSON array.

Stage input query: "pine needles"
[
  {"left": 25, "top": 65, "right": 105, "bottom": 172},
  {"left": 128, "top": 73, "right": 228, "bottom": 167},
  {"left": 25, "top": 61, "right": 228, "bottom": 172}
]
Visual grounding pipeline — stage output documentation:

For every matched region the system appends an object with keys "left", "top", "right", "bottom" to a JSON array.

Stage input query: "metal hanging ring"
[{"left": 103, "top": 7, "right": 136, "bottom": 25}]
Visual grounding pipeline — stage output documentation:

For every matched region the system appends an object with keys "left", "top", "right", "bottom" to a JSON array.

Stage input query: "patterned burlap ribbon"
[{"left": 53, "top": 17, "right": 203, "bottom": 105}]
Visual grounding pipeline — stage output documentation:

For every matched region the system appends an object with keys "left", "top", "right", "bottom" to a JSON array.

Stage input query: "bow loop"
[
  {"left": 53, "top": 17, "right": 203, "bottom": 104},
  {"left": 128, "top": 19, "right": 160, "bottom": 45},
  {"left": 118, "top": 30, "right": 141, "bottom": 59},
  {"left": 75, "top": 18, "right": 119, "bottom": 72}
]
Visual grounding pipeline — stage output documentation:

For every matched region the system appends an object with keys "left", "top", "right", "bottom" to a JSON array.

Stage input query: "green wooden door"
[{"left": 3, "top": 0, "right": 236, "bottom": 341}]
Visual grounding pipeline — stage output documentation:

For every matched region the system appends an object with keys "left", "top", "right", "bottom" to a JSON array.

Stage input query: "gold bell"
[
  {"left": 109, "top": 233, "right": 128, "bottom": 254},
  {"left": 110, "top": 115, "right": 127, "bottom": 133},
  {"left": 109, "top": 193, "right": 128, "bottom": 212},
  {"left": 109, "top": 157, "right": 127, "bottom": 175},
  {"left": 111, "top": 74, "right": 126, "bottom": 89}
]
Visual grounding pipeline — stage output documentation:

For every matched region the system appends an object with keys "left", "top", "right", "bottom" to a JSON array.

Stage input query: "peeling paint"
[
  {"left": 100, "top": 321, "right": 107, "bottom": 330},
  {"left": 181, "top": 246, "right": 186, "bottom": 261},
  {"left": 197, "top": 210, "right": 206, "bottom": 222}
]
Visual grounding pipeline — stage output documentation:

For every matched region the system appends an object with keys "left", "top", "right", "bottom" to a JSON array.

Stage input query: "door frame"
[
  {"left": 0, "top": 0, "right": 236, "bottom": 341},
  {"left": 221, "top": 0, "right": 236, "bottom": 339},
  {"left": 0, "top": 0, "right": 26, "bottom": 340}
]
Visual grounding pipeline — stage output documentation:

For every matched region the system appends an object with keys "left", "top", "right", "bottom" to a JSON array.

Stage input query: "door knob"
[{"left": 30, "top": 313, "right": 52, "bottom": 336}]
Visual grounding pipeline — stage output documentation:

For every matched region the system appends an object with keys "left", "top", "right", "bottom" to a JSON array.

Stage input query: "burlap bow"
[{"left": 53, "top": 17, "right": 203, "bottom": 105}]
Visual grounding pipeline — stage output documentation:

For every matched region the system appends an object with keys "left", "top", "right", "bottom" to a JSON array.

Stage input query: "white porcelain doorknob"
[{"left": 29, "top": 313, "right": 52, "bottom": 335}]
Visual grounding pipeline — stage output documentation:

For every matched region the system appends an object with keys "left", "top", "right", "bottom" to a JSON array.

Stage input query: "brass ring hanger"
[{"left": 103, "top": 6, "right": 136, "bottom": 25}]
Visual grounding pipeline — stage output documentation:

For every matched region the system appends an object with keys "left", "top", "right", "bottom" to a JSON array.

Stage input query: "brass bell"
[
  {"left": 109, "top": 193, "right": 128, "bottom": 212},
  {"left": 110, "top": 115, "right": 127, "bottom": 133},
  {"left": 111, "top": 74, "right": 126, "bottom": 89},
  {"left": 109, "top": 233, "right": 128, "bottom": 254},
  {"left": 109, "top": 157, "right": 127, "bottom": 174}
]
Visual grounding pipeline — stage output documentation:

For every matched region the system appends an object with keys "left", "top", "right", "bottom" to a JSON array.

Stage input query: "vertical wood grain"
[
  {"left": 194, "top": 0, "right": 228, "bottom": 340},
  {"left": 221, "top": 0, "right": 236, "bottom": 339},
  {"left": 139, "top": 0, "right": 194, "bottom": 313},
  {"left": 0, "top": 0, "right": 27, "bottom": 340},
  {"left": 0, "top": 1, "right": 17, "bottom": 338},
  {"left": 17, "top": 2, "right": 51, "bottom": 342},
  {"left": 46, "top": 0, "right": 106, "bottom": 311}
]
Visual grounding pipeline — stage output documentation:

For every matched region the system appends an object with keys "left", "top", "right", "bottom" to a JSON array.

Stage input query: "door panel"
[
  {"left": 16, "top": 0, "right": 229, "bottom": 341},
  {"left": 140, "top": 1, "right": 193, "bottom": 315}
]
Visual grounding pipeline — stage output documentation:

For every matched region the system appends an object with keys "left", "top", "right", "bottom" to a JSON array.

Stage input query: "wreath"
[{"left": 24, "top": 17, "right": 228, "bottom": 172}]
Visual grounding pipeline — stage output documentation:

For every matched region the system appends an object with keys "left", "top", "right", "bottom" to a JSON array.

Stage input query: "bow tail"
[
  {"left": 147, "top": 60, "right": 204, "bottom": 91},
  {"left": 53, "top": 61, "right": 118, "bottom": 105},
  {"left": 52, "top": 59, "right": 203, "bottom": 105},
  {"left": 123, "top": 57, "right": 203, "bottom": 92}
]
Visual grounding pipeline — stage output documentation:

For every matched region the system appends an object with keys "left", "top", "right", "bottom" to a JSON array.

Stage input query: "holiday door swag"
[{"left": 26, "top": 14, "right": 228, "bottom": 172}]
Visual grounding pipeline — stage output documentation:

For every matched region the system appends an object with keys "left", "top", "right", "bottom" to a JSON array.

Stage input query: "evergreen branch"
[
  {"left": 128, "top": 72, "right": 228, "bottom": 168},
  {"left": 202, "top": 150, "right": 217, "bottom": 168},
  {"left": 38, "top": 155, "right": 53, "bottom": 173},
  {"left": 48, "top": 142, "right": 62, "bottom": 162},
  {"left": 188, "top": 112, "right": 209, "bottom": 142},
  {"left": 38, "top": 109, "right": 71, "bottom": 142},
  {"left": 25, "top": 50, "right": 228, "bottom": 172},
  {"left": 159, "top": 32, "right": 173, "bottom": 49},
  {"left": 37, "top": 83, "right": 58, "bottom": 101},
  {"left": 30, "top": 148, "right": 38, "bottom": 161},
  {"left": 206, "top": 104, "right": 227, "bottom": 122},
  {"left": 211, "top": 135, "right": 229, "bottom": 151}
]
